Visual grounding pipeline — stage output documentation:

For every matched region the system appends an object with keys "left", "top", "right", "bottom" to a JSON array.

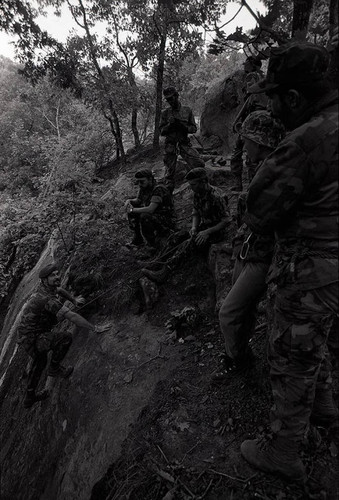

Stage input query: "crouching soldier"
[
  {"left": 141, "top": 168, "right": 231, "bottom": 283},
  {"left": 17, "top": 263, "right": 108, "bottom": 408},
  {"left": 126, "top": 169, "right": 175, "bottom": 250}
]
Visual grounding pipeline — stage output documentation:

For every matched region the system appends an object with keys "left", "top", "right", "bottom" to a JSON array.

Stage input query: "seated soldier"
[
  {"left": 17, "top": 263, "right": 109, "bottom": 408},
  {"left": 126, "top": 169, "right": 175, "bottom": 249},
  {"left": 141, "top": 167, "right": 231, "bottom": 283},
  {"left": 215, "top": 110, "right": 285, "bottom": 382}
]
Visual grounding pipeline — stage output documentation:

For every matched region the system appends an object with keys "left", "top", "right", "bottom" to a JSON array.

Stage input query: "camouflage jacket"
[
  {"left": 160, "top": 103, "right": 197, "bottom": 144},
  {"left": 193, "top": 185, "right": 231, "bottom": 230},
  {"left": 244, "top": 91, "right": 338, "bottom": 289},
  {"left": 137, "top": 182, "right": 175, "bottom": 225},
  {"left": 17, "top": 283, "right": 70, "bottom": 344}
]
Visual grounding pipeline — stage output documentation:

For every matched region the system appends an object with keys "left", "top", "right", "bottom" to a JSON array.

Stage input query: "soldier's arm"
[
  {"left": 57, "top": 287, "right": 77, "bottom": 305},
  {"left": 130, "top": 202, "right": 159, "bottom": 215},
  {"left": 204, "top": 217, "right": 229, "bottom": 235},
  {"left": 63, "top": 310, "right": 95, "bottom": 331},
  {"left": 190, "top": 209, "right": 200, "bottom": 235},
  {"left": 244, "top": 140, "right": 309, "bottom": 234}
]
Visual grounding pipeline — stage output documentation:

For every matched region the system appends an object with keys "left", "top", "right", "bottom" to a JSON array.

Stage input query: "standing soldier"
[
  {"left": 160, "top": 86, "right": 205, "bottom": 192},
  {"left": 230, "top": 56, "right": 267, "bottom": 191},
  {"left": 215, "top": 111, "right": 285, "bottom": 381},
  {"left": 17, "top": 264, "right": 109, "bottom": 408},
  {"left": 240, "top": 43, "right": 338, "bottom": 482}
]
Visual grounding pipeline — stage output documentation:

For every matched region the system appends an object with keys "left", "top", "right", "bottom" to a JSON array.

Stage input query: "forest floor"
[{"left": 85, "top": 150, "right": 339, "bottom": 500}]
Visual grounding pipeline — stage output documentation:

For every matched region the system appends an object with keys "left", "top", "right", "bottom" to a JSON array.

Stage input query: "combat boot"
[
  {"left": 212, "top": 349, "right": 256, "bottom": 385},
  {"left": 241, "top": 436, "right": 306, "bottom": 482},
  {"left": 48, "top": 364, "right": 74, "bottom": 378},
  {"left": 141, "top": 265, "right": 170, "bottom": 284},
  {"left": 24, "top": 389, "right": 50, "bottom": 408},
  {"left": 230, "top": 176, "right": 243, "bottom": 192}
]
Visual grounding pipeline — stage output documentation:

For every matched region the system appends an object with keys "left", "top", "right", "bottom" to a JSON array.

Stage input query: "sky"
[{"left": 0, "top": 0, "right": 267, "bottom": 61}]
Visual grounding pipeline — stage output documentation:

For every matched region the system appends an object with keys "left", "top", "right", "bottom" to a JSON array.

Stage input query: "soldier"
[
  {"left": 126, "top": 169, "right": 175, "bottom": 250},
  {"left": 160, "top": 86, "right": 205, "bottom": 192},
  {"left": 141, "top": 168, "right": 231, "bottom": 283},
  {"left": 17, "top": 264, "right": 109, "bottom": 408},
  {"left": 215, "top": 111, "right": 285, "bottom": 381},
  {"left": 239, "top": 43, "right": 338, "bottom": 482},
  {"left": 230, "top": 56, "right": 268, "bottom": 191}
]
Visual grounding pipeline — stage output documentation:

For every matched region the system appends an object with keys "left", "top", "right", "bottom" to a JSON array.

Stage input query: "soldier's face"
[
  {"left": 188, "top": 179, "right": 205, "bottom": 193},
  {"left": 135, "top": 177, "right": 152, "bottom": 189},
  {"left": 165, "top": 94, "right": 179, "bottom": 107},
  {"left": 46, "top": 270, "right": 60, "bottom": 287},
  {"left": 268, "top": 90, "right": 301, "bottom": 129},
  {"left": 243, "top": 138, "right": 261, "bottom": 163}
]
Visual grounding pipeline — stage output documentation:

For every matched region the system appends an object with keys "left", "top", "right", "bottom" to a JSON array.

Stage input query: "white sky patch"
[{"left": 0, "top": 0, "right": 267, "bottom": 61}]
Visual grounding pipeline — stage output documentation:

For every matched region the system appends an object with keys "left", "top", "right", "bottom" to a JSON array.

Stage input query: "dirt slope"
[{"left": 0, "top": 152, "right": 337, "bottom": 500}]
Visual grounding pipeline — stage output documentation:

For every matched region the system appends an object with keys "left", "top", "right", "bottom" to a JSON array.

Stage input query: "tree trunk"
[
  {"left": 131, "top": 109, "right": 141, "bottom": 148},
  {"left": 292, "top": 0, "right": 314, "bottom": 39},
  {"left": 153, "top": 33, "right": 166, "bottom": 150},
  {"left": 328, "top": 0, "right": 338, "bottom": 89}
]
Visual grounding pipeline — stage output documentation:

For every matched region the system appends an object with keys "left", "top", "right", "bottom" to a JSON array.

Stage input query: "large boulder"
[{"left": 200, "top": 69, "right": 246, "bottom": 155}]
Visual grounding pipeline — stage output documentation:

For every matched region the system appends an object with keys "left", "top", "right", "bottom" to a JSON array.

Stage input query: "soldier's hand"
[
  {"left": 233, "top": 122, "right": 242, "bottom": 134},
  {"left": 94, "top": 323, "right": 111, "bottom": 334},
  {"left": 75, "top": 296, "right": 85, "bottom": 307},
  {"left": 189, "top": 227, "right": 198, "bottom": 237},
  {"left": 195, "top": 230, "right": 210, "bottom": 245}
]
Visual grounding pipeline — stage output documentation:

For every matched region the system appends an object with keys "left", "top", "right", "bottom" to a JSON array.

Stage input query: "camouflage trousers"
[
  {"left": 22, "top": 330, "right": 73, "bottom": 392},
  {"left": 128, "top": 212, "right": 173, "bottom": 247},
  {"left": 230, "top": 135, "right": 257, "bottom": 181},
  {"left": 269, "top": 281, "right": 339, "bottom": 442},
  {"left": 164, "top": 140, "right": 205, "bottom": 190},
  {"left": 219, "top": 259, "right": 269, "bottom": 360}
]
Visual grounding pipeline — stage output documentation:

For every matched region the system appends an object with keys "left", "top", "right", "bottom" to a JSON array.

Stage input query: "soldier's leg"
[
  {"left": 128, "top": 213, "right": 143, "bottom": 245},
  {"left": 139, "top": 213, "right": 162, "bottom": 247},
  {"left": 48, "top": 331, "right": 73, "bottom": 378},
  {"left": 164, "top": 142, "right": 177, "bottom": 192},
  {"left": 230, "top": 135, "right": 244, "bottom": 191},
  {"left": 219, "top": 261, "right": 269, "bottom": 361},
  {"left": 27, "top": 351, "right": 48, "bottom": 393},
  {"left": 268, "top": 283, "right": 338, "bottom": 444},
  {"left": 179, "top": 143, "right": 205, "bottom": 171}
]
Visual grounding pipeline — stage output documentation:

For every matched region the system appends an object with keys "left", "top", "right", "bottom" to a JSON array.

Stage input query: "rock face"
[
  {"left": 200, "top": 69, "right": 246, "bottom": 154},
  {"left": 0, "top": 259, "right": 183, "bottom": 499}
]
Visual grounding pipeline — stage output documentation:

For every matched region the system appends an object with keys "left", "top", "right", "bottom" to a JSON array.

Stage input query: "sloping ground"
[{"left": 0, "top": 152, "right": 338, "bottom": 500}]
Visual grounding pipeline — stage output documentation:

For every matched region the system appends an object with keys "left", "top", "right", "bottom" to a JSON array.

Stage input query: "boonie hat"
[
  {"left": 185, "top": 168, "right": 208, "bottom": 181},
  {"left": 249, "top": 42, "right": 329, "bottom": 94},
  {"left": 241, "top": 111, "right": 285, "bottom": 149}
]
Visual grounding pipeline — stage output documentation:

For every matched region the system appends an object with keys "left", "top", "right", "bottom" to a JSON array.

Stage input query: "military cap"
[
  {"left": 135, "top": 169, "right": 154, "bottom": 179},
  {"left": 163, "top": 86, "right": 178, "bottom": 98},
  {"left": 185, "top": 168, "right": 208, "bottom": 181},
  {"left": 39, "top": 263, "right": 58, "bottom": 279},
  {"left": 249, "top": 42, "right": 329, "bottom": 94},
  {"left": 241, "top": 110, "right": 285, "bottom": 149}
]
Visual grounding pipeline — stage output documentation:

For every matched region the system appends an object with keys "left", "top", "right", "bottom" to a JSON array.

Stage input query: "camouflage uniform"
[
  {"left": 148, "top": 182, "right": 231, "bottom": 275},
  {"left": 230, "top": 71, "right": 268, "bottom": 185},
  {"left": 220, "top": 111, "right": 285, "bottom": 362},
  {"left": 160, "top": 103, "right": 205, "bottom": 189},
  {"left": 128, "top": 182, "right": 175, "bottom": 246},
  {"left": 244, "top": 89, "right": 339, "bottom": 443},
  {"left": 17, "top": 283, "right": 72, "bottom": 392}
]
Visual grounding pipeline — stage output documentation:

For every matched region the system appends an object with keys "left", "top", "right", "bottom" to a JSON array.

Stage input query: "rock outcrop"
[{"left": 200, "top": 69, "right": 246, "bottom": 154}]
